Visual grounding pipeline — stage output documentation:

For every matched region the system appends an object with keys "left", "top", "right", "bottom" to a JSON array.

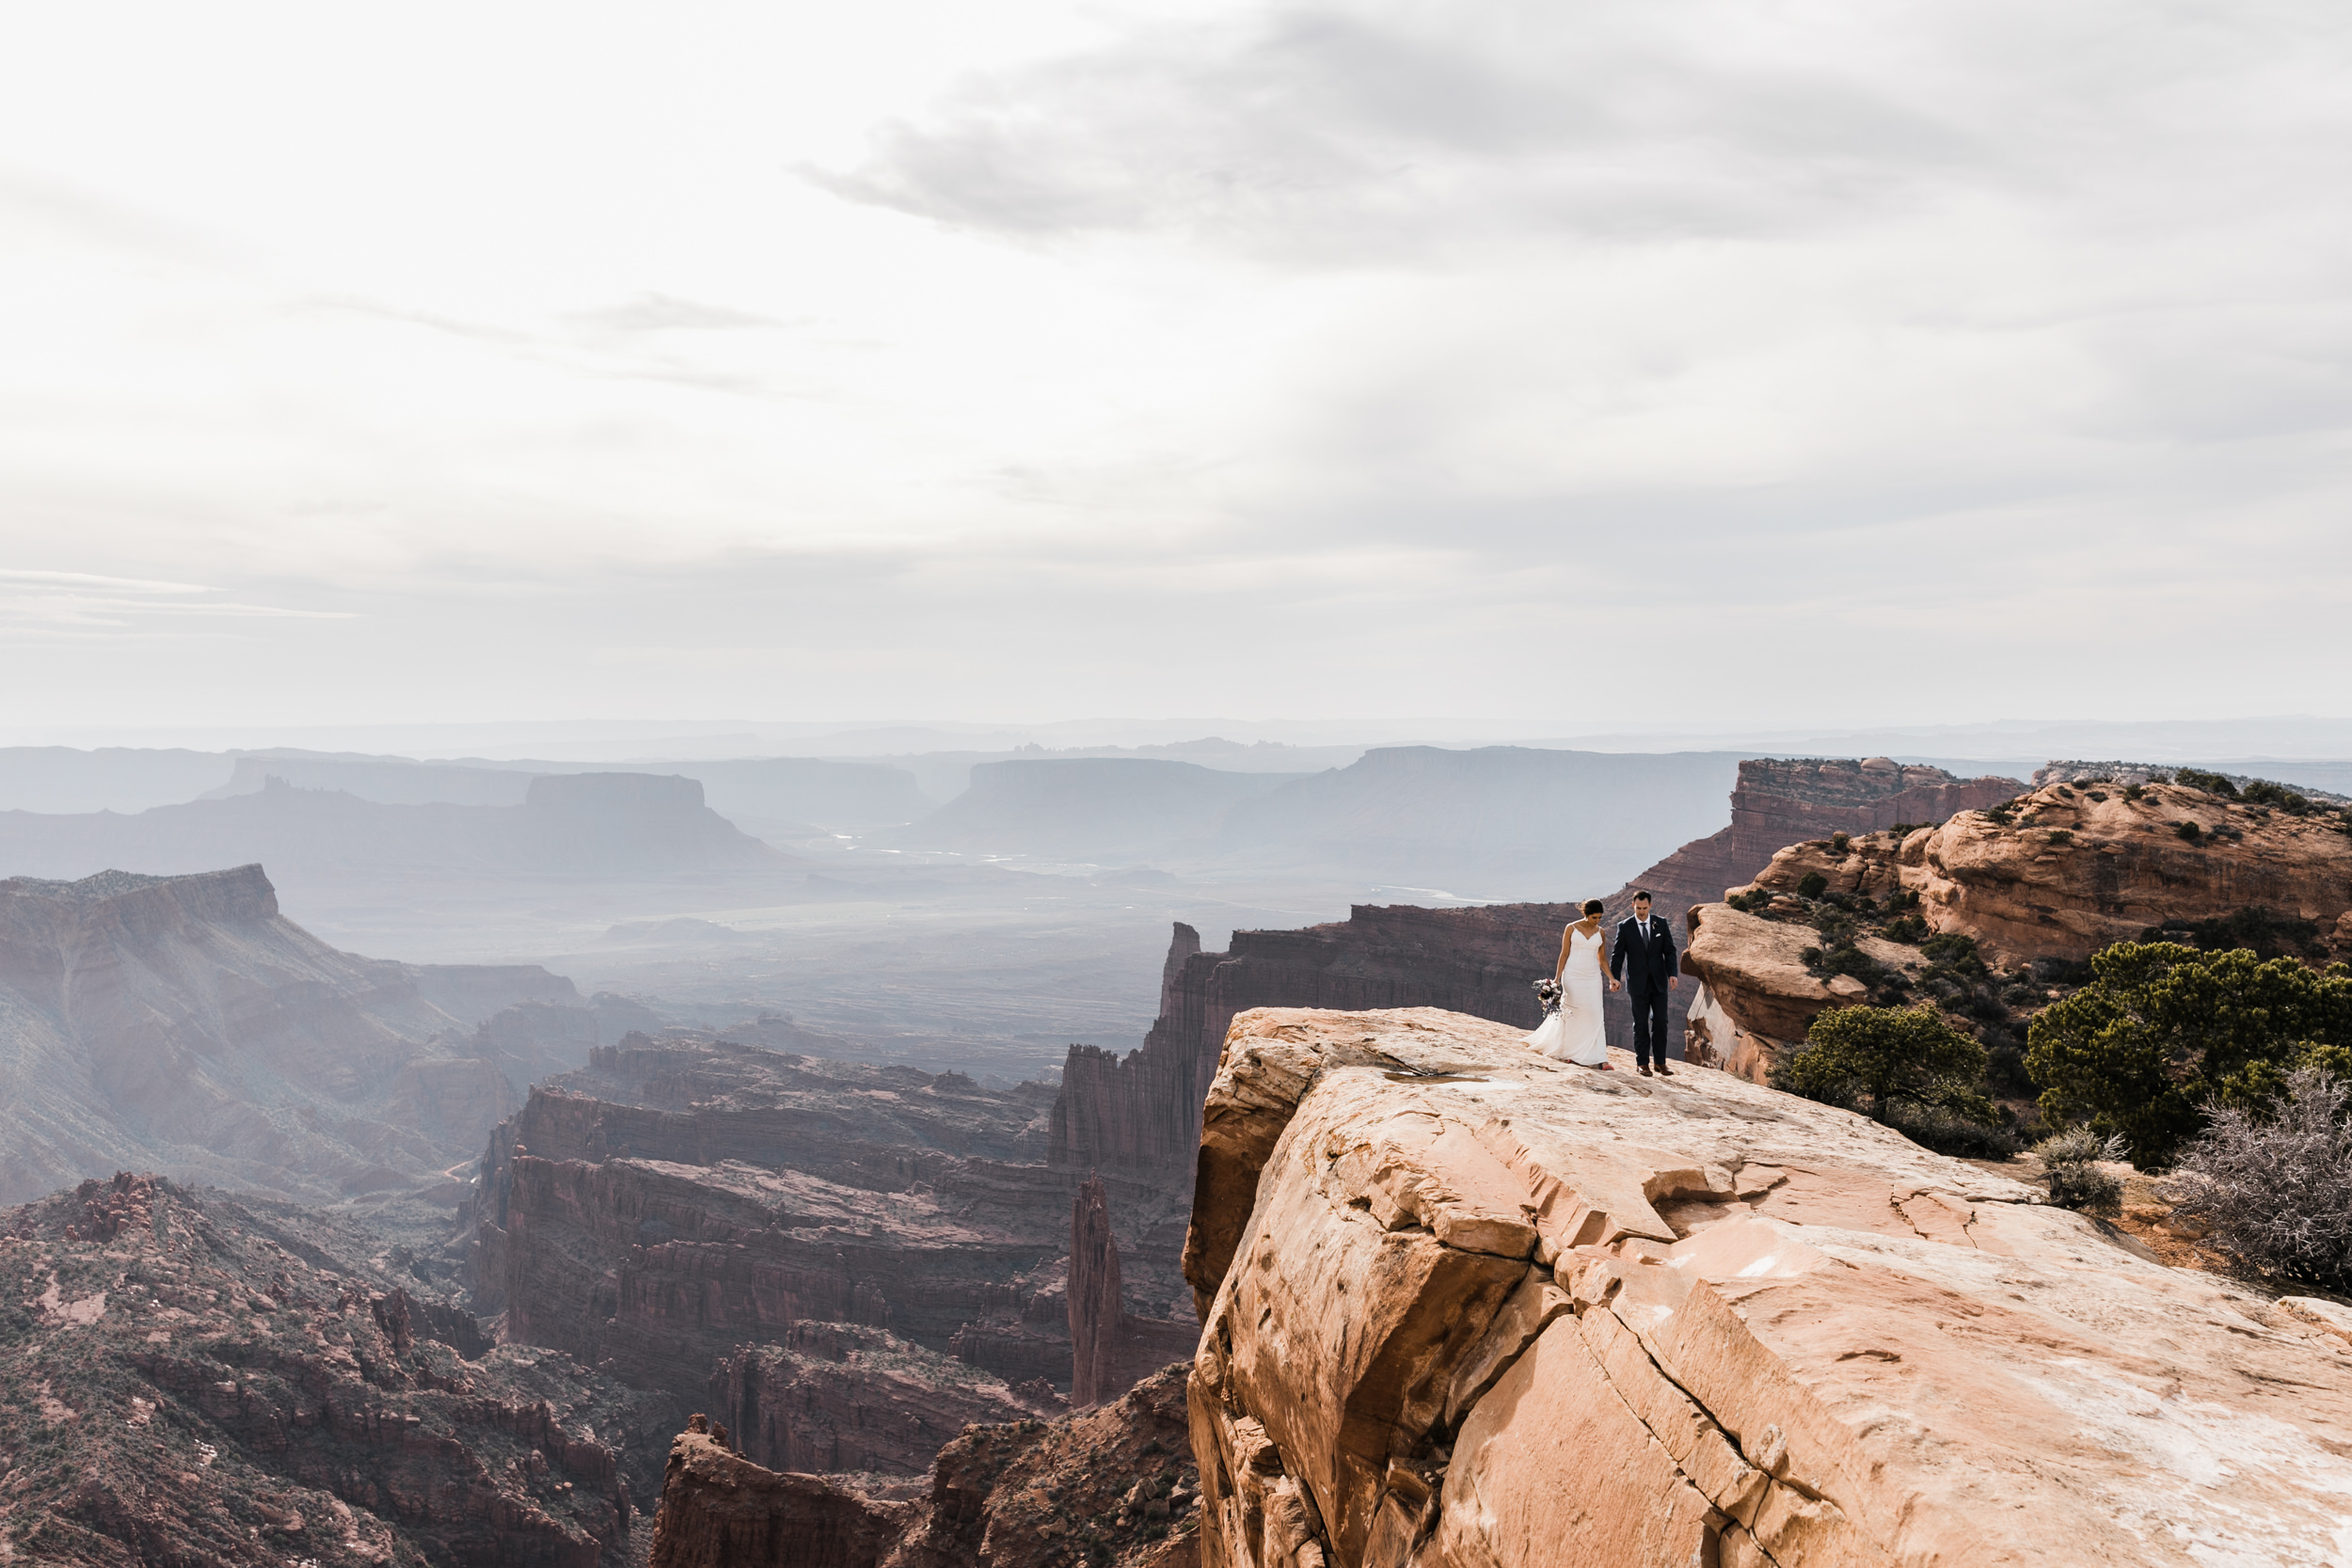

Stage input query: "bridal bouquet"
[{"left": 1533, "top": 977, "right": 1562, "bottom": 1015}]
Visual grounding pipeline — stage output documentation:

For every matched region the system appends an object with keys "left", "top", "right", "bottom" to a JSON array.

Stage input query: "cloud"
[
  {"left": 802, "top": 2, "right": 1990, "bottom": 261},
  {"left": 564, "top": 294, "right": 786, "bottom": 333},
  {"left": 0, "top": 570, "right": 357, "bottom": 641}
]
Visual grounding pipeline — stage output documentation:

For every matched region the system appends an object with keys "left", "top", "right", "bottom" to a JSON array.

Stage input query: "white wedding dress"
[{"left": 1532, "top": 924, "right": 1611, "bottom": 1067}]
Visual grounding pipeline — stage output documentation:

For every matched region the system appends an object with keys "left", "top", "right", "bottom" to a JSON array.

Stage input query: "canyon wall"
[
  {"left": 0, "top": 864, "right": 579, "bottom": 1205},
  {"left": 1183, "top": 1006, "right": 2352, "bottom": 1568}
]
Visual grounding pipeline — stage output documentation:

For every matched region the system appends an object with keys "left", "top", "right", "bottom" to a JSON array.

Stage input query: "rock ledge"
[{"left": 1184, "top": 1006, "right": 2352, "bottom": 1567}]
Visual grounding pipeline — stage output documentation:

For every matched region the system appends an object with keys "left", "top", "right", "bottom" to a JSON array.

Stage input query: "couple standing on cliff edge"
[{"left": 1529, "top": 892, "right": 1679, "bottom": 1076}]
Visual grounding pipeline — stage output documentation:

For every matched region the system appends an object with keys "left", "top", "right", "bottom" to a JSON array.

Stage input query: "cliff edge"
[{"left": 1183, "top": 1006, "right": 2352, "bottom": 1567}]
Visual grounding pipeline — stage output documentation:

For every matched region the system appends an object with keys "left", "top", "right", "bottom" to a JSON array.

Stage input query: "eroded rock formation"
[
  {"left": 1184, "top": 1006, "right": 2352, "bottom": 1567},
  {"left": 1754, "top": 775, "right": 2352, "bottom": 964},
  {"left": 709, "top": 1321, "right": 1063, "bottom": 1476},
  {"left": 648, "top": 1414, "right": 915, "bottom": 1568},
  {"left": 0, "top": 864, "right": 579, "bottom": 1205},
  {"left": 1682, "top": 775, "right": 2352, "bottom": 1077},
  {"left": 648, "top": 1365, "right": 1200, "bottom": 1568},
  {"left": 1073, "top": 1175, "right": 1200, "bottom": 1407},
  {"left": 0, "top": 1172, "right": 672, "bottom": 1566}
]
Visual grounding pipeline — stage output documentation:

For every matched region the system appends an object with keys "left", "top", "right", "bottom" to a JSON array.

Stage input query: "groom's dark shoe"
[
  {"left": 1637, "top": 1064, "right": 1652, "bottom": 1076},
  {"left": 1655, "top": 1061, "right": 1674, "bottom": 1077}
]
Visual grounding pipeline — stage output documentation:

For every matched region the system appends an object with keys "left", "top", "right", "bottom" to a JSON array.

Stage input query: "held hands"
[{"left": 1608, "top": 980, "right": 1621, "bottom": 992}]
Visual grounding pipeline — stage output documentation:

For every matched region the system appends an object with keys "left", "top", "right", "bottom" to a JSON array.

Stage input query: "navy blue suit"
[{"left": 1611, "top": 913, "right": 1678, "bottom": 1067}]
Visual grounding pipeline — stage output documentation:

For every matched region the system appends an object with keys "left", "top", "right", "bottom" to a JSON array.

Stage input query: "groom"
[{"left": 1609, "top": 891, "right": 1679, "bottom": 1077}]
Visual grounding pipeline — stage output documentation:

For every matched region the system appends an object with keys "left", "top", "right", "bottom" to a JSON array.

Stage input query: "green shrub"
[
  {"left": 1886, "top": 1101, "right": 2022, "bottom": 1159},
  {"left": 2174, "top": 821, "right": 2202, "bottom": 843},
  {"left": 1777, "top": 1005, "right": 1994, "bottom": 1127},
  {"left": 2047, "top": 830, "right": 2074, "bottom": 847},
  {"left": 1883, "top": 914, "right": 1929, "bottom": 943},
  {"left": 2239, "top": 779, "right": 2313, "bottom": 816},
  {"left": 1830, "top": 832, "right": 1851, "bottom": 855},
  {"left": 2173, "top": 768, "right": 2241, "bottom": 799},
  {"left": 1987, "top": 1042, "right": 2035, "bottom": 1100},
  {"left": 2035, "top": 1128, "right": 2125, "bottom": 1215},
  {"left": 2025, "top": 942, "right": 2352, "bottom": 1167},
  {"left": 2139, "top": 906, "right": 2324, "bottom": 961},
  {"left": 1920, "top": 932, "right": 1986, "bottom": 975},
  {"left": 1796, "top": 871, "right": 1828, "bottom": 898},
  {"left": 2124, "top": 784, "right": 2145, "bottom": 802}
]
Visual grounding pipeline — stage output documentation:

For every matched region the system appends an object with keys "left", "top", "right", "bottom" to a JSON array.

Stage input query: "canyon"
[
  {"left": 643, "top": 1000, "right": 2352, "bottom": 1566},
  {"left": 470, "top": 1030, "right": 1201, "bottom": 1478},
  {"left": 23, "top": 744, "right": 2289, "bottom": 1567}
]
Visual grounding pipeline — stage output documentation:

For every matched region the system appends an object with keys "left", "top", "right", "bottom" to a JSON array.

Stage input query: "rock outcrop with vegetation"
[
  {"left": 1183, "top": 1006, "right": 2352, "bottom": 1568},
  {"left": 1682, "top": 773, "right": 2352, "bottom": 1085}
]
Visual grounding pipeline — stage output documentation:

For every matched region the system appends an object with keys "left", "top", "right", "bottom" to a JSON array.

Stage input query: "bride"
[{"left": 1530, "top": 898, "right": 1612, "bottom": 1069}]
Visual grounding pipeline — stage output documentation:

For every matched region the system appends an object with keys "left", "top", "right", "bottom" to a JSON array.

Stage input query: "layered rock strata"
[
  {"left": 0, "top": 865, "right": 579, "bottom": 1206},
  {"left": 1184, "top": 1006, "right": 2352, "bottom": 1568},
  {"left": 708, "top": 1321, "right": 1063, "bottom": 1476},
  {"left": 474, "top": 1032, "right": 1197, "bottom": 1456},
  {"left": 1682, "top": 776, "right": 2352, "bottom": 1077},
  {"left": 0, "top": 1172, "right": 672, "bottom": 1566},
  {"left": 648, "top": 1364, "right": 1200, "bottom": 1568}
]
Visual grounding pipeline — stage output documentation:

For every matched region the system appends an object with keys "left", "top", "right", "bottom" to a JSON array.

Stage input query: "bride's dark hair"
[{"left": 1581, "top": 899, "right": 1605, "bottom": 916}]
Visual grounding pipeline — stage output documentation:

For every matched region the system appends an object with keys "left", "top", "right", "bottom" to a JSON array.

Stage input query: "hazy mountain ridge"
[
  {"left": 0, "top": 865, "right": 581, "bottom": 1206},
  {"left": 0, "top": 770, "right": 787, "bottom": 887}
]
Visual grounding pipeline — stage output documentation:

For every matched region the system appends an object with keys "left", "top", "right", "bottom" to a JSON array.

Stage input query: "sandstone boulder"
[{"left": 1184, "top": 1006, "right": 2352, "bottom": 1568}]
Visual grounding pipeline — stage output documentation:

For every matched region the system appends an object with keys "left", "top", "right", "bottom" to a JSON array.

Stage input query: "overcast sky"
[{"left": 4, "top": 0, "right": 2348, "bottom": 736}]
